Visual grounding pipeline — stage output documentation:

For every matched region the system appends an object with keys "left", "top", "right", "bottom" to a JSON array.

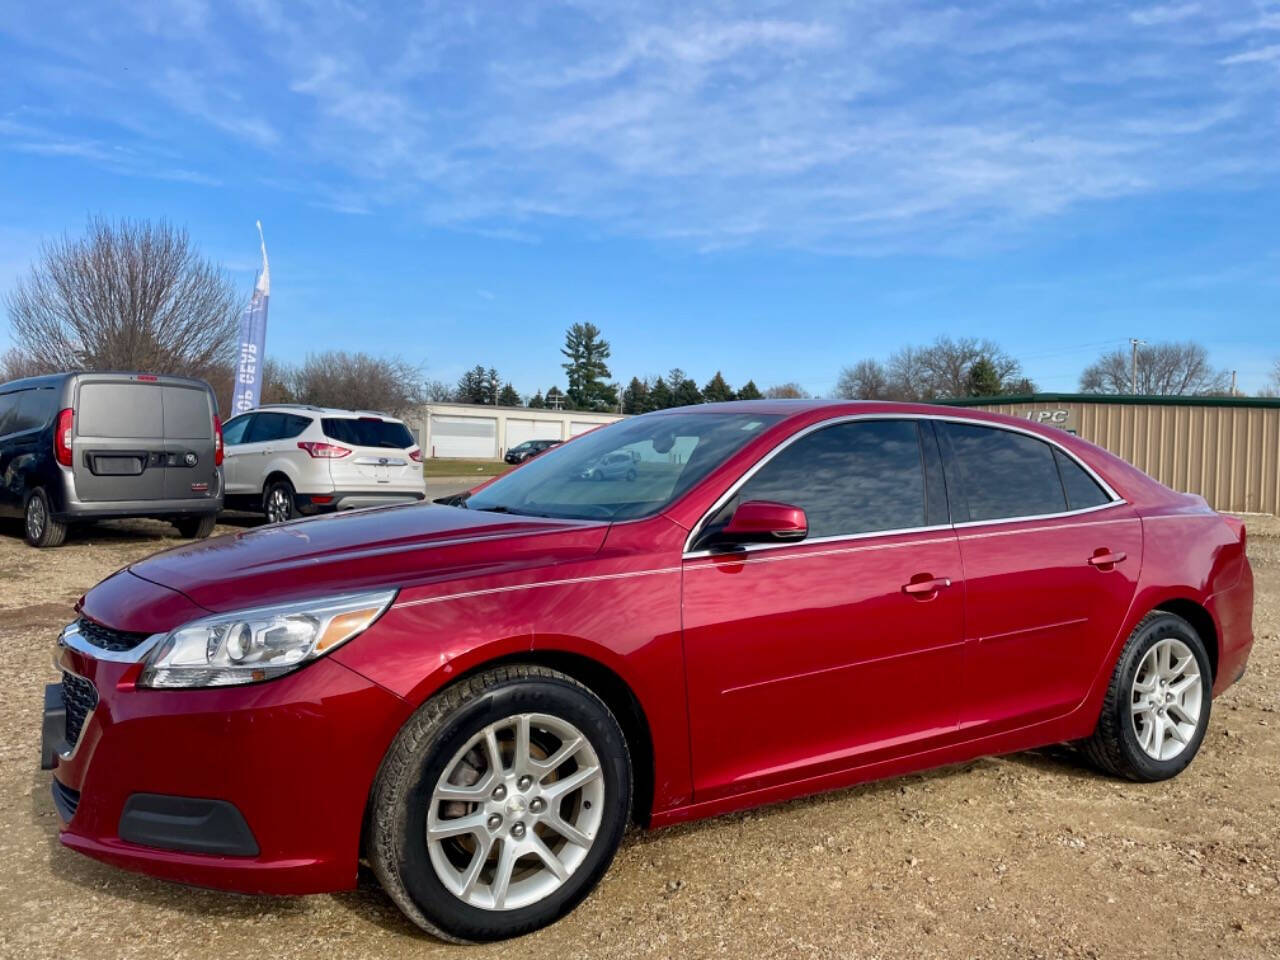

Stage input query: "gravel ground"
[{"left": 1, "top": 513, "right": 1277, "bottom": 960}]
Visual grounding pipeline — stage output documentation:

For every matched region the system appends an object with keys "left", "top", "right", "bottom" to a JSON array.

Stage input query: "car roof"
[{"left": 242, "top": 403, "right": 407, "bottom": 423}]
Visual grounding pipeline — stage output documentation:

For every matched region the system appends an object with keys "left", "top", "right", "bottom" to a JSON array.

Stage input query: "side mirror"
[{"left": 721, "top": 500, "right": 808, "bottom": 543}]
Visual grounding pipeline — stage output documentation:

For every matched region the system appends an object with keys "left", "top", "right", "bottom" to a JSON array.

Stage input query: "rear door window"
[
  {"left": 712, "top": 419, "right": 927, "bottom": 539},
  {"left": 0, "top": 391, "right": 23, "bottom": 436},
  {"left": 322, "top": 417, "right": 414, "bottom": 449},
  {"left": 16, "top": 387, "right": 58, "bottom": 432},
  {"left": 245, "top": 413, "right": 288, "bottom": 443},
  {"left": 78, "top": 382, "right": 164, "bottom": 438},
  {"left": 941, "top": 422, "right": 1067, "bottom": 521},
  {"left": 161, "top": 386, "right": 211, "bottom": 439},
  {"left": 1054, "top": 448, "right": 1111, "bottom": 510}
]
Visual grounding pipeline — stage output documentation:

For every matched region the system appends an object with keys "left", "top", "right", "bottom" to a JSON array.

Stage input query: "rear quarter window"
[{"left": 942, "top": 422, "right": 1067, "bottom": 522}]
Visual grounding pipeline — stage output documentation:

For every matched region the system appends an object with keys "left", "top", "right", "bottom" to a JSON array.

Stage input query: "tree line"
[{"left": 5, "top": 218, "right": 1274, "bottom": 418}]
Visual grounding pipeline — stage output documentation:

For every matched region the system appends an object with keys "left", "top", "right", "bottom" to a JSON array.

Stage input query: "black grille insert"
[
  {"left": 75, "top": 617, "right": 151, "bottom": 653},
  {"left": 62, "top": 672, "right": 98, "bottom": 747},
  {"left": 51, "top": 779, "right": 81, "bottom": 821}
]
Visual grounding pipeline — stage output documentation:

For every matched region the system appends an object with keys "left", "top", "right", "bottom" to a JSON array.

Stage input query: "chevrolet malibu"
[{"left": 43, "top": 401, "right": 1253, "bottom": 942}]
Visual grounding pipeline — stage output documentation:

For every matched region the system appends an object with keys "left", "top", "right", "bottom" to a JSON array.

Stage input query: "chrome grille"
[{"left": 75, "top": 617, "right": 151, "bottom": 653}]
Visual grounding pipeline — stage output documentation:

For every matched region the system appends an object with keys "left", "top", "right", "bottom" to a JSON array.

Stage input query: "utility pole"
[
  {"left": 1129, "top": 338, "right": 1146, "bottom": 394},
  {"left": 1231, "top": 370, "right": 1238, "bottom": 397}
]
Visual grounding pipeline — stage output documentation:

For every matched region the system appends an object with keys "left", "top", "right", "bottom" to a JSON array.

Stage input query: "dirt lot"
[{"left": 1, "top": 514, "right": 1277, "bottom": 960}]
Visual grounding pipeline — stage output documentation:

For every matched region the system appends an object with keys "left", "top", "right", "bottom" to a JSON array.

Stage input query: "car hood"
[{"left": 124, "top": 502, "right": 609, "bottom": 613}]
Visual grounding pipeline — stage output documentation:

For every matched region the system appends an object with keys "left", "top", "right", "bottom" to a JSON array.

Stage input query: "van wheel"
[
  {"left": 24, "top": 489, "right": 67, "bottom": 548},
  {"left": 174, "top": 514, "right": 217, "bottom": 539},
  {"left": 263, "top": 479, "right": 296, "bottom": 523},
  {"left": 369, "top": 665, "right": 632, "bottom": 942}
]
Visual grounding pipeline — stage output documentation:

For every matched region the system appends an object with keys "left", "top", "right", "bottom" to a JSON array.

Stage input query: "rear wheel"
[
  {"left": 1082, "top": 611, "right": 1212, "bottom": 782},
  {"left": 173, "top": 514, "right": 217, "bottom": 539},
  {"left": 263, "top": 479, "right": 296, "bottom": 523},
  {"left": 369, "top": 665, "right": 632, "bottom": 942},
  {"left": 24, "top": 489, "right": 67, "bottom": 548}
]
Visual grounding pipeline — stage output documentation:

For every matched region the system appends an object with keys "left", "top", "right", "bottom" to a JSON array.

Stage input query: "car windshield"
[
  {"left": 322, "top": 417, "right": 415, "bottom": 449},
  {"left": 465, "top": 411, "right": 780, "bottom": 521}
]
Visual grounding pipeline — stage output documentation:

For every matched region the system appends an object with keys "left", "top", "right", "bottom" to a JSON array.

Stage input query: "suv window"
[
  {"left": 712, "top": 419, "right": 927, "bottom": 540},
  {"left": 1054, "top": 448, "right": 1110, "bottom": 511},
  {"left": 222, "top": 414, "right": 252, "bottom": 445},
  {"left": 942, "top": 422, "right": 1067, "bottom": 521},
  {"left": 322, "top": 417, "right": 414, "bottom": 449},
  {"left": 245, "top": 412, "right": 290, "bottom": 443},
  {"left": 281, "top": 414, "right": 311, "bottom": 439}
]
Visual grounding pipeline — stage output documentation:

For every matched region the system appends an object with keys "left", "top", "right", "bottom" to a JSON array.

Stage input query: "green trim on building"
[{"left": 942, "top": 392, "right": 1280, "bottom": 410}]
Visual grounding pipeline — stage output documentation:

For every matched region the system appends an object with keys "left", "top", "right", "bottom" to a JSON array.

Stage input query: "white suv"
[{"left": 220, "top": 405, "right": 426, "bottom": 522}]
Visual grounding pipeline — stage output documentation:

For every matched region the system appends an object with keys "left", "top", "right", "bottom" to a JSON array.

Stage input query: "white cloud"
[{"left": 3, "top": 0, "right": 1279, "bottom": 254}]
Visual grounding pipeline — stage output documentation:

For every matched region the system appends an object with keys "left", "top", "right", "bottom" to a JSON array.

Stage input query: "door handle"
[
  {"left": 902, "top": 576, "right": 951, "bottom": 597},
  {"left": 1088, "top": 550, "right": 1126, "bottom": 568}
]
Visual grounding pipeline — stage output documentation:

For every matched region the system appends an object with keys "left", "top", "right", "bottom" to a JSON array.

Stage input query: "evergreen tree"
[
  {"left": 667, "top": 367, "right": 702, "bottom": 407},
  {"left": 965, "top": 357, "right": 1003, "bottom": 397},
  {"left": 528, "top": 390, "right": 546, "bottom": 409},
  {"left": 545, "top": 385, "right": 572, "bottom": 410},
  {"left": 483, "top": 367, "right": 502, "bottom": 405},
  {"left": 622, "top": 376, "right": 651, "bottom": 414},
  {"left": 649, "top": 376, "right": 673, "bottom": 410},
  {"left": 455, "top": 365, "right": 487, "bottom": 404},
  {"left": 561, "top": 323, "right": 617, "bottom": 411},
  {"left": 497, "top": 382, "right": 521, "bottom": 407},
  {"left": 736, "top": 379, "right": 763, "bottom": 400},
  {"left": 702, "top": 370, "right": 734, "bottom": 402}
]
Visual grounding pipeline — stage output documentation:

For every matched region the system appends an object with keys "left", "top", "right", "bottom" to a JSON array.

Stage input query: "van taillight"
[
  {"left": 54, "top": 408, "right": 74, "bottom": 466},
  {"left": 213, "top": 415, "right": 224, "bottom": 466}
]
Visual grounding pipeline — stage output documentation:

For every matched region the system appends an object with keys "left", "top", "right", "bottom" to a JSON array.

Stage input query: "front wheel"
[
  {"left": 369, "top": 666, "right": 632, "bottom": 942},
  {"left": 1082, "top": 611, "right": 1212, "bottom": 782}
]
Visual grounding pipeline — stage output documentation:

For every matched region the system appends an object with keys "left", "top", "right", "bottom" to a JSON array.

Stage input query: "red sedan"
[{"left": 44, "top": 401, "right": 1253, "bottom": 941}]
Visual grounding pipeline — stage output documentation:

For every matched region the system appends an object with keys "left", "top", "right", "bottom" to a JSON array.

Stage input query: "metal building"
[
  {"left": 948, "top": 393, "right": 1280, "bottom": 515},
  {"left": 413, "top": 402, "right": 623, "bottom": 460}
]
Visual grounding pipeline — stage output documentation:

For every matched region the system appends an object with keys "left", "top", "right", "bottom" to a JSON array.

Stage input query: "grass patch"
[{"left": 422, "top": 458, "right": 514, "bottom": 477}]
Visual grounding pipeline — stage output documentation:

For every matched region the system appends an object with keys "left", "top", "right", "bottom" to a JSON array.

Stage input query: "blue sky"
[{"left": 2, "top": 0, "right": 1278, "bottom": 395}]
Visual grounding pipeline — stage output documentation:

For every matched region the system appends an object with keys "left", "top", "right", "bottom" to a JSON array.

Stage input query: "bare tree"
[
  {"left": 424, "top": 379, "right": 454, "bottom": 402},
  {"left": 1080, "top": 341, "right": 1229, "bottom": 395},
  {"left": 287, "top": 350, "right": 426, "bottom": 416},
  {"left": 835, "top": 359, "right": 890, "bottom": 399},
  {"left": 764, "top": 382, "right": 811, "bottom": 399},
  {"left": 886, "top": 345, "right": 931, "bottom": 401},
  {"left": 5, "top": 217, "right": 240, "bottom": 381},
  {"left": 0, "top": 347, "right": 46, "bottom": 382},
  {"left": 915, "top": 336, "right": 1022, "bottom": 399}
]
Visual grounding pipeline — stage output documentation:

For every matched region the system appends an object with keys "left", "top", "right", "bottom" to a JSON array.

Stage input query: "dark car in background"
[
  {"left": 503, "top": 438, "right": 561, "bottom": 464},
  {"left": 0, "top": 372, "right": 223, "bottom": 547}
]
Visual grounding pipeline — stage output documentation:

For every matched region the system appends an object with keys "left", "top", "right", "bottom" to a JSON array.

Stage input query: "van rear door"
[
  {"left": 160, "top": 383, "right": 217, "bottom": 501},
  {"left": 72, "top": 377, "right": 217, "bottom": 504}
]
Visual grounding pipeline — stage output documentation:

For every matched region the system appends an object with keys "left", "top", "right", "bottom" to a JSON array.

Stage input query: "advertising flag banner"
[{"left": 233, "top": 221, "right": 270, "bottom": 414}]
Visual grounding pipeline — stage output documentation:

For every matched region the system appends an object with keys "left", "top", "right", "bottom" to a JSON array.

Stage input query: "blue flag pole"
[{"left": 232, "top": 221, "right": 270, "bottom": 414}]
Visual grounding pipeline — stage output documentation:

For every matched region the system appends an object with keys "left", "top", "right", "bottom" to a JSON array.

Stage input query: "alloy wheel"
[
  {"left": 26, "top": 496, "right": 46, "bottom": 542},
  {"left": 426, "top": 712, "right": 604, "bottom": 911},
  {"left": 1131, "top": 637, "right": 1203, "bottom": 761},
  {"left": 266, "top": 488, "right": 292, "bottom": 523}
]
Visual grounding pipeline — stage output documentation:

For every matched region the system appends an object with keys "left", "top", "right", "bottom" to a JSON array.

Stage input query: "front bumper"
[{"left": 45, "top": 636, "right": 412, "bottom": 895}]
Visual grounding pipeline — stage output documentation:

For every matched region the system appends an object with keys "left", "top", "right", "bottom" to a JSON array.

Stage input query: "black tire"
[
  {"left": 24, "top": 489, "right": 67, "bottom": 548},
  {"left": 173, "top": 514, "right": 217, "bottom": 539},
  {"left": 625, "top": 467, "right": 637, "bottom": 482},
  {"left": 262, "top": 478, "right": 296, "bottom": 523},
  {"left": 1081, "top": 611, "right": 1213, "bottom": 782},
  {"left": 368, "top": 665, "right": 632, "bottom": 943}
]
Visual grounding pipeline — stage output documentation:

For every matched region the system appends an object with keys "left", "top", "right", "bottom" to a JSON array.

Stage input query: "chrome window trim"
[
  {"left": 58, "top": 620, "right": 163, "bottom": 664},
  {"left": 681, "top": 412, "right": 1126, "bottom": 557}
]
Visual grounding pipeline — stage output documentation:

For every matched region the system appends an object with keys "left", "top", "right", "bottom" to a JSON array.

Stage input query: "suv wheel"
[
  {"left": 24, "top": 489, "right": 68, "bottom": 548},
  {"left": 263, "top": 479, "right": 296, "bottom": 523},
  {"left": 369, "top": 665, "right": 632, "bottom": 942},
  {"left": 173, "top": 514, "right": 218, "bottom": 539}
]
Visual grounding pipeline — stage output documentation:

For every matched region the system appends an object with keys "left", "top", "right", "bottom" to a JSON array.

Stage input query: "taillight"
[
  {"left": 213, "top": 414, "right": 224, "bottom": 466},
  {"left": 298, "top": 441, "right": 352, "bottom": 459},
  {"left": 409, "top": 448, "right": 423, "bottom": 463},
  {"left": 54, "top": 408, "right": 74, "bottom": 466}
]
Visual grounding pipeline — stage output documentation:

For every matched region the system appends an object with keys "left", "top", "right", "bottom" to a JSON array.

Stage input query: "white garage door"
[
  {"left": 430, "top": 415, "right": 497, "bottom": 459},
  {"left": 506, "top": 418, "right": 563, "bottom": 449},
  {"left": 569, "top": 420, "right": 604, "bottom": 437}
]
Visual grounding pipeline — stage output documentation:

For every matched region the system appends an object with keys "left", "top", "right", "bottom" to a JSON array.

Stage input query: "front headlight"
[{"left": 139, "top": 590, "right": 396, "bottom": 689}]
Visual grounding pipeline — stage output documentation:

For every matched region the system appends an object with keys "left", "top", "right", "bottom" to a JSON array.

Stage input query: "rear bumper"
[
  {"left": 47, "top": 641, "right": 413, "bottom": 895},
  {"left": 1209, "top": 557, "right": 1254, "bottom": 695},
  {"left": 298, "top": 490, "right": 425, "bottom": 514},
  {"left": 54, "top": 468, "right": 224, "bottom": 521}
]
